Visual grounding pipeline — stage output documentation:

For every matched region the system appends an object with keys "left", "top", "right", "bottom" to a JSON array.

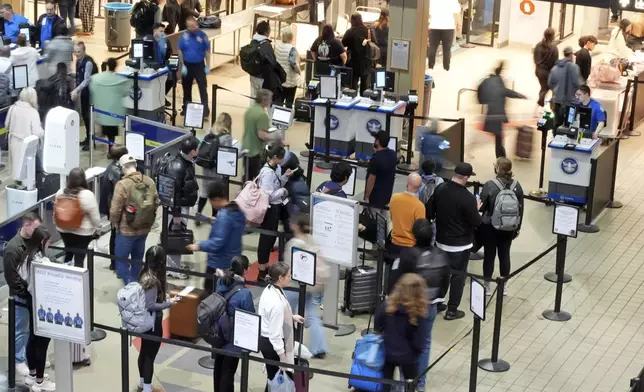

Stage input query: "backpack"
[
  {"left": 197, "top": 15, "right": 222, "bottom": 29},
  {"left": 124, "top": 176, "right": 158, "bottom": 229},
  {"left": 239, "top": 40, "right": 266, "bottom": 78},
  {"left": 0, "top": 71, "right": 11, "bottom": 107},
  {"left": 418, "top": 177, "right": 438, "bottom": 204},
  {"left": 197, "top": 284, "right": 243, "bottom": 347},
  {"left": 117, "top": 282, "right": 156, "bottom": 333},
  {"left": 195, "top": 133, "right": 224, "bottom": 169},
  {"left": 152, "top": 152, "right": 174, "bottom": 183},
  {"left": 130, "top": 0, "right": 151, "bottom": 30},
  {"left": 54, "top": 192, "right": 84, "bottom": 230},
  {"left": 490, "top": 179, "right": 521, "bottom": 231},
  {"left": 365, "top": 29, "right": 380, "bottom": 61},
  {"left": 234, "top": 179, "right": 269, "bottom": 225}
]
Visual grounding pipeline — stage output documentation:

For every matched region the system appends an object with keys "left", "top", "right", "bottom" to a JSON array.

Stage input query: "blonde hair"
[
  {"left": 18, "top": 87, "right": 38, "bottom": 109},
  {"left": 281, "top": 26, "right": 294, "bottom": 44},
  {"left": 386, "top": 273, "right": 428, "bottom": 326},
  {"left": 212, "top": 112, "right": 232, "bottom": 134},
  {"left": 495, "top": 157, "right": 513, "bottom": 181}
]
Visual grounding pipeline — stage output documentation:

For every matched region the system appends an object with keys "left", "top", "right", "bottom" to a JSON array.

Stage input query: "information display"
[
  {"left": 233, "top": 309, "right": 261, "bottom": 353},
  {"left": 342, "top": 166, "right": 357, "bottom": 196},
  {"left": 32, "top": 262, "right": 90, "bottom": 344},
  {"left": 125, "top": 132, "right": 145, "bottom": 161},
  {"left": 291, "top": 247, "right": 317, "bottom": 286},
  {"left": 13, "top": 65, "right": 28, "bottom": 89},
  {"left": 310, "top": 192, "right": 358, "bottom": 267},
  {"left": 184, "top": 102, "right": 205, "bottom": 129},
  {"left": 157, "top": 173, "right": 176, "bottom": 207},
  {"left": 216, "top": 146, "right": 238, "bottom": 177},
  {"left": 272, "top": 106, "right": 293, "bottom": 127},
  {"left": 553, "top": 203, "right": 579, "bottom": 238},
  {"left": 470, "top": 277, "right": 485, "bottom": 320},
  {"left": 320, "top": 75, "right": 339, "bottom": 100}
]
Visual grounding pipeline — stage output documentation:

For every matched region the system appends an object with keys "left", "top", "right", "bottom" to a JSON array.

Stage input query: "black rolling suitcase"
[
  {"left": 36, "top": 173, "right": 60, "bottom": 200},
  {"left": 342, "top": 266, "right": 378, "bottom": 317},
  {"left": 294, "top": 98, "right": 312, "bottom": 122}
]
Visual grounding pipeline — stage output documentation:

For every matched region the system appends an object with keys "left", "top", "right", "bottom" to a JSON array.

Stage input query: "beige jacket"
[
  {"left": 109, "top": 172, "right": 160, "bottom": 237},
  {"left": 55, "top": 189, "right": 102, "bottom": 236}
]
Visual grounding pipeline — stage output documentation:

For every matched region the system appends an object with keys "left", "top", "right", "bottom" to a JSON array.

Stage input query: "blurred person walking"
[{"left": 533, "top": 28, "right": 558, "bottom": 110}]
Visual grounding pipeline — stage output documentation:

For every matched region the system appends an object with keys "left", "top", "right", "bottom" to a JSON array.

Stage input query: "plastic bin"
[
  {"left": 423, "top": 74, "right": 434, "bottom": 118},
  {"left": 104, "top": 3, "right": 132, "bottom": 51}
]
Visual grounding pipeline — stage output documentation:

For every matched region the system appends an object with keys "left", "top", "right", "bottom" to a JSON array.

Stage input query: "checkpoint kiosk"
[{"left": 548, "top": 105, "right": 601, "bottom": 204}]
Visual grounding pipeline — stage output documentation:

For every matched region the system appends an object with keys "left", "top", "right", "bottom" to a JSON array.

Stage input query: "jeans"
[
  {"left": 428, "top": 29, "right": 455, "bottom": 71},
  {"left": 416, "top": 304, "right": 438, "bottom": 391},
  {"left": 444, "top": 249, "right": 471, "bottom": 311},
  {"left": 115, "top": 233, "right": 148, "bottom": 285},
  {"left": 285, "top": 290, "right": 328, "bottom": 355},
  {"left": 15, "top": 297, "right": 29, "bottom": 364}
]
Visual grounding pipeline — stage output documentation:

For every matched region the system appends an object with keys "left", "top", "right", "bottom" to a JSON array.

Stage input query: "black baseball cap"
[{"left": 454, "top": 162, "right": 475, "bottom": 177}]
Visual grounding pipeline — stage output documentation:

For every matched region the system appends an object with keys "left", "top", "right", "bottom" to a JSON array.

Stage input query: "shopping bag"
[{"left": 267, "top": 370, "right": 296, "bottom": 392}]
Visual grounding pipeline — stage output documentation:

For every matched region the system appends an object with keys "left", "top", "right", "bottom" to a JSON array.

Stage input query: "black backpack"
[
  {"left": 197, "top": 284, "right": 243, "bottom": 347},
  {"left": 198, "top": 15, "right": 222, "bottom": 29},
  {"left": 239, "top": 40, "right": 266, "bottom": 78},
  {"left": 130, "top": 0, "right": 151, "bottom": 30},
  {"left": 195, "top": 133, "right": 224, "bottom": 169}
]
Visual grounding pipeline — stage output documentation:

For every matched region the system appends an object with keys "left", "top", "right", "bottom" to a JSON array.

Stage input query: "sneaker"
[
  {"left": 312, "top": 352, "right": 327, "bottom": 359},
  {"left": 444, "top": 310, "right": 465, "bottom": 320},
  {"left": 166, "top": 270, "right": 188, "bottom": 279},
  {"left": 31, "top": 379, "right": 56, "bottom": 392},
  {"left": 257, "top": 269, "right": 268, "bottom": 282},
  {"left": 437, "top": 303, "right": 447, "bottom": 313},
  {"left": 25, "top": 374, "right": 49, "bottom": 386},
  {"left": 82, "top": 144, "right": 89, "bottom": 151},
  {"left": 503, "top": 286, "right": 508, "bottom": 296},
  {"left": 485, "top": 282, "right": 492, "bottom": 296},
  {"left": 15, "top": 362, "right": 29, "bottom": 377}
]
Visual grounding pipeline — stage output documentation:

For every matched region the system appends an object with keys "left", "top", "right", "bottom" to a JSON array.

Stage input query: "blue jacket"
[
  {"left": 199, "top": 202, "right": 246, "bottom": 270},
  {"left": 316, "top": 180, "right": 347, "bottom": 198},
  {"left": 216, "top": 280, "right": 255, "bottom": 352},
  {"left": 178, "top": 29, "right": 210, "bottom": 63},
  {"left": 285, "top": 177, "right": 310, "bottom": 216},
  {"left": 4, "top": 14, "right": 29, "bottom": 43},
  {"left": 374, "top": 303, "right": 429, "bottom": 365}
]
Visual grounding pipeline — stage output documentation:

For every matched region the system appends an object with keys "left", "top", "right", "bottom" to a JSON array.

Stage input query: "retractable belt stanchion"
[
  {"left": 89, "top": 106, "right": 95, "bottom": 167},
  {"left": 240, "top": 351, "right": 250, "bottom": 392},
  {"left": 361, "top": 245, "right": 385, "bottom": 336},
  {"left": 316, "top": 100, "right": 333, "bottom": 170},
  {"left": 88, "top": 249, "right": 107, "bottom": 342},
  {"left": 478, "top": 277, "right": 510, "bottom": 372},
  {"left": 120, "top": 328, "right": 130, "bottom": 392},
  {"left": 470, "top": 315, "right": 481, "bottom": 392},
  {"left": 8, "top": 297, "right": 16, "bottom": 389},
  {"left": 397, "top": 100, "right": 418, "bottom": 171},
  {"left": 543, "top": 235, "right": 572, "bottom": 321},
  {"left": 211, "top": 84, "right": 218, "bottom": 126},
  {"left": 297, "top": 283, "right": 307, "bottom": 342},
  {"left": 544, "top": 232, "right": 571, "bottom": 282},
  {"left": 530, "top": 129, "right": 549, "bottom": 198},
  {"left": 300, "top": 103, "right": 314, "bottom": 159}
]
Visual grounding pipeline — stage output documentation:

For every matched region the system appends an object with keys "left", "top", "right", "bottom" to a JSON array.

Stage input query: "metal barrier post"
[
  {"left": 608, "top": 139, "right": 623, "bottom": 209},
  {"left": 88, "top": 249, "right": 107, "bottom": 341},
  {"left": 300, "top": 102, "right": 314, "bottom": 159},
  {"left": 8, "top": 297, "right": 16, "bottom": 389},
  {"left": 211, "top": 84, "right": 218, "bottom": 126},
  {"left": 478, "top": 277, "right": 510, "bottom": 372},
  {"left": 240, "top": 351, "right": 250, "bottom": 392},
  {"left": 315, "top": 100, "right": 333, "bottom": 170},
  {"left": 530, "top": 128, "right": 548, "bottom": 198},
  {"left": 543, "top": 235, "right": 571, "bottom": 321},
  {"left": 120, "top": 328, "right": 129, "bottom": 392},
  {"left": 469, "top": 316, "right": 481, "bottom": 392},
  {"left": 133, "top": 72, "right": 140, "bottom": 117},
  {"left": 278, "top": 232, "right": 286, "bottom": 262},
  {"left": 90, "top": 106, "right": 95, "bottom": 167},
  {"left": 161, "top": 205, "right": 169, "bottom": 246},
  {"left": 397, "top": 101, "right": 417, "bottom": 171},
  {"left": 297, "top": 283, "right": 307, "bottom": 342}
]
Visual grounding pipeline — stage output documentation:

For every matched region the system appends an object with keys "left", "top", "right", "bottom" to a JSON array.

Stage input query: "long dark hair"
[
  {"left": 618, "top": 19, "right": 631, "bottom": 38},
  {"left": 23, "top": 227, "right": 51, "bottom": 270},
  {"left": 139, "top": 246, "right": 167, "bottom": 301},
  {"left": 65, "top": 167, "right": 89, "bottom": 195},
  {"left": 219, "top": 255, "right": 250, "bottom": 286},
  {"left": 350, "top": 12, "right": 365, "bottom": 29},
  {"left": 321, "top": 24, "right": 334, "bottom": 41}
]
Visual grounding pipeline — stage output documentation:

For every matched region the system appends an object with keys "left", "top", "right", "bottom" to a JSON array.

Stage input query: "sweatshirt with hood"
[
  {"left": 90, "top": 70, "right": 130, "bottom": 126},
  {"left": 547, "top": 59, "right": 581, "bottom": 105},
  {"left": 11, "top": 46, "right": 40, "bottom": 88}
]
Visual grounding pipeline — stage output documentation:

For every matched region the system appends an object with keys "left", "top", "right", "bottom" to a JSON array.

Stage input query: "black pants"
[
  {"left": 26, "top": 297, "right": 50, "bottom": 378},
  {"left": 382, "top": 361, "right": 418, "bottom": 392},
  {"left": 80, "top": 90, "right": 91, "bottom": 142},
  {"left": 204, "top": 266, "right": 218, "bottom": 295},
  {"left": 278, "top": 86, "right": 297, "bottom": 108},
  {"left": 494, "top": 132, "right": 506, "bottom": 158},
  {"left": 213, "top": 354, "right": 239, "bottom": 392},
  {"left": 182, "top": 61, "right": 209, "bottom": 113},
  {"left": 428, "top": 29, "right": 454, "bottom": 71},
  {"left": 102, "top": 125, "right": 118, "bottom": 146},
  {"left": 444, "top": 249, "right": 470, "bottom": 311},
  {"left": 350, "top": 71, "right": 371, "bottom": 96},
  {"left": 535, "top": 68, "right": 550, "bottom": 107},
  {"left": 257, "top": 204, "right": 289, "bottom": 265},
  {"left": 553, "top": 102, "right": 566, "bottom": 132},
  {"left": 245, "top": 155, "right": 263, "bottom": 182},
  {"left": 138, "top": 316, "right": 163, "bottom": 384},
  {"left": 59, "top": 232, "right": 93, "bottom": 267},
  {"left": 481, "top": 224, "right": 513, "bottom": 278},
  {"left": 259, "top": 336, "right": 293, "bottom": 391}
]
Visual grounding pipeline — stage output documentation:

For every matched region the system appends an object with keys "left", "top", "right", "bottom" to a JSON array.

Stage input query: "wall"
[
  {"left": 507, "top": 0, "right": 551, "bottom": 46},
  {"left": 497, "top": 0, "right": 512, "bottom": 46}
]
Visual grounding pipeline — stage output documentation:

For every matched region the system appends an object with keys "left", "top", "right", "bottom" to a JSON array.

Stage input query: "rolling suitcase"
[
  {"left": 169, "top": 287, "right": 204, "bottom": 339},
  {"left": 342, "top": 266, "right": 378, "bottom": 317},
  {"left": 515, "top": 126, "right": 534, "bottom": 159},
  {"left": 165, "top": 229, "right": 194, "bottom": 255},
  {"left": 36, "top": 172, "right": 61, "bottom": 200},
  {"left": 294, "top": 98, "right": 312, "bottom": 122},
  {"left": 72, "top": 343, "right": 91, "bottom": 366}
]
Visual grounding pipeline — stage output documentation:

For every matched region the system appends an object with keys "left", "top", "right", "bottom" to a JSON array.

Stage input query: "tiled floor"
[{"left": 0, "top": 14, "right": 642, "bottom": 392}]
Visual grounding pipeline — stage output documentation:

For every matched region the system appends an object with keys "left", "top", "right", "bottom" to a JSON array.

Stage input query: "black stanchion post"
[
  {"left": 278, "top": 232, "right": 285, "bottom": 262},
  {"left": 161, "top": 205, "right": 169, "bottom": 247},
  {"left": 607, "top": 139, "right": 623, "bottom": 209},
  {"left": 170, "top": 70, "right": 177, "bottom": 126},
  {"left": 120, "top": 328, "right": 129, "bottom": 392},
  {"left": 478, "top": 277, "right": 510, "bottom": 372},
  {"left": 543, "top": 235, "right": 571, "bottom": 321},
  {"left": 538, "top": 130, "right": 547, "bottom": 190},
  {"left": 470, "top": 316, "right": 481, "bottom": 392},
  {"left": 397, "top": 101, "right": 417, "bottom": 171},
  {"left": 297, "top": 283, "right": 307, "bottom": 341},
  {"left": 133, "top": 72, "right": 139, "bottom": 117},
  {"left": 316, "top": 100, "right": 333, "bottom": 170},
  {"left": 88, "top": 249, "right": 107, "bottom": 341},
  {"left": 404, "top": 379, "right": 415, "bottom": 392},
  {"left": 8, "top": 297, "right": 15, "bottom": 389},
  {"left": 212, "top": 84, "right": 218, "bottom": 126},
  {"left": 240, "top": 351, "right": 250, "bottom": 392},
  {"left": 300, "top": 102, "right": 315, "bottom": 159}
]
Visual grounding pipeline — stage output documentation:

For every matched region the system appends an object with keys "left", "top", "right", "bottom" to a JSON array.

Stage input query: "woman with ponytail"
[
  {"left": 478, "top": 157, "right": 524, "bottom": 296},
  {"left": 608, "top": 19, "right": 634, "bottom": 59}
]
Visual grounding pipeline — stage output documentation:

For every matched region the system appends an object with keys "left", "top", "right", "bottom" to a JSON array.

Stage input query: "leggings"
[
  {"left": 535, "top": 68, "right": 550, "bottom": 108},
  {"left": 26, "top": 297, "right": 51, "bottom": 379},
  {"left": 382, "top": 361, "right": 418, "bottom": 392},
  {"left": 481, "top": 223, "right": 514, "bottom": 279},
  {"left": 59, "top": 231, "right": 93, "bottom": 267},
  {"left": 138, "top": 316, "right": 163, "bottom": 384},
  {"left": 197, "top": 197, "right": 218, "bottom": 217},
  {"left": 259, "top": 336, "right": 292, "bottom": 391},
  {"left": 213, "top": 354, "right": 239, "bottom": 392},
  {"left": 257, "top": 204, "right": 290, "bottom": 265}
]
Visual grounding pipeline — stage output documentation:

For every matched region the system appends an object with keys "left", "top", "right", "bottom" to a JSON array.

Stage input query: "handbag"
[
  {"left": 358, "top": 208, "right": 377, "bottom": 243},
  {"left": 365, "top": 29, "right": 380, "bottom": 61},
  {"left": 166, "top": 229, "right": 194, "bottom": 255},
  {"left": 267, "top": 370, "right": 296, "bottom": 392}
]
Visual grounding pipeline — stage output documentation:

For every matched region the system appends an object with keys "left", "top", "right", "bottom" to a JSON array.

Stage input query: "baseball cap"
[
  {"left": 454, "top": 162, "right": 475, "bottom": 177},
  {"left": 119, "top": 154, "right": 137, "bottom": 167},
  {"left": 563, "top": 46, "right": 574, "bottom": 56}
]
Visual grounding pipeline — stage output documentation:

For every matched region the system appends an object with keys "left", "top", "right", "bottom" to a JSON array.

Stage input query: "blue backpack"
[{"left": 348, "top": 333, "right": 385, "bottom": 391}]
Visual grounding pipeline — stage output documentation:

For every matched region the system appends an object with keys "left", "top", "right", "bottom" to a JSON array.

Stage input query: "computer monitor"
[
  {"left": 19, "top": 26, "right": 29, "bottom": 42},
  {"left": 131, "top": 39, "right": 154, "bottom": 61},
  {"left": 271, "top": 105, "right": 293, "bottom": 127},
  {"left": 373, "top": 68, "right": 386, "bottom": 89},
  {"left": 388, "top": 136, "right": 397, "bottom": 151},
  {"left": 385, "top": 71, "right": 395, "bottom": 92},
  {"left": 564, "top": 104, "right": 592, "bottom": 130},
  {"left": 330, "top": 65, "right": 353, "bottom": 89}
]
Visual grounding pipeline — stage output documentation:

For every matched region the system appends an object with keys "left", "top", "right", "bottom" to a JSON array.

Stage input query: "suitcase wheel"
[
  {"left": 348, "top": 310, "right": 355, "bottom": 318},
  {"left": 340, "top": 305, "right": 346, "bottom": 313}
]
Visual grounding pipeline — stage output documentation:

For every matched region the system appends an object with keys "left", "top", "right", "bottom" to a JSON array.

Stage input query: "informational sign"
[
  {"left": 184, "top": 102, "right": 205, "bottom": 129},
  {"left": 317, "top": 1, "right": 325, "bottom": 21},
  {"left": 291, "top": 247, "right": 317, "bottom": 286},
  {"left": 32, "top": 262, "right": 90, "bottom": 344},
  {"left": 319, "top": 75, "right": 338, "bottom": 100},
  {"left": 216, "top": 146, "right": 238, "bottom": 177},
  {"left": 133, "top": 41, "right": 144, "bottom": 59},
  {"left": 470, "top": 277, "right": 485, "bottom": 321},
  {"left": 376, "top": 213, "right": 387, "bottom": 249},
  {"left": 310, "top": 192, "right": 358, "bottom": 267},
  {"left": 552, "top": 203, "right": 579, "bottom": 238},
  {"left": 233, "top": 309, "right": 261, "bottom": 353},
  {"left": 13, "top": 65, "right": 28, "bottom": 90},
  {"left": 390, "top": 39, "right": 410, "bottom": 71},
  {"left": 341, "top": 166, "right": 357, "bottom": 196},
  {"left": 157, "top": 173, "right": 176, "bottom": 207},
  {"left": 125, "top": 132, "right": 146, "bottom": 161}
]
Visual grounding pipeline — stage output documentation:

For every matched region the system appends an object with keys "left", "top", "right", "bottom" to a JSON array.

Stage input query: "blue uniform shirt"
[
  {"left": 40, "top": 15, "right": 55, "bottom": 46},
  {"left": 178, "top": 29, "right": 210, "bottom": 63},
  {"left": 4, "top": 14, "right": 29, "bottom": 43},
  {"left": 578, "top": 98, "right": 606, "bottom": 132}
]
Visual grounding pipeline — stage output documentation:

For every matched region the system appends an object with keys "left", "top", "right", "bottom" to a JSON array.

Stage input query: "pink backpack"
[{"left": 235, "top": 179, "right": 269, "bottom": 225}]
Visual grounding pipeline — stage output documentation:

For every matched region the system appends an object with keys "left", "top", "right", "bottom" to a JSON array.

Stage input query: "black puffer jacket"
[
  {"left": 100, "top": 160, "right": 123, "bottom": 217},
  {"left": 164, "top": 153, "right": 199, "bottom": 207},
  {"left": 389, "top": 246, "right": 450, "bottom": 300}
]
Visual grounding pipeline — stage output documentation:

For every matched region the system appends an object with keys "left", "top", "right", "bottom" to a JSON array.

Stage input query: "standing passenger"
[
  {"left": 342, "top": 13, "right": 371, "bottom": 95},
  {"left": 310, "top": 24, "right": 346, "bottom": 76},
  {"left": 178, "top": 0, "right": 202, "bottom": 31},
  {"left": 427, "top": 0, "right": 460, "bottom": 71},
  {"left": 242, "top": 89, "right": 279, "bottom": 181},
  {"left": 100, "top": 146, "right": 127, "bottom": 271},
  {"left": 372, "top": 8, "right": 389, "bottom": 68},
  {"left": 7, "top": 88, "right": 43, "bottom": 177},
  {"left": 178, "top": 16, "right": 210, "bottom": 118},
  {"left": 548, "top": 46, "right": 581, "bottom": 128},
  {"left": 90, "top": 58, "right": 130, "bottom": 146},
  {"left": 576, "top": 35, "right": 597, "bottom": 83},
  {"left": 162, "top": 0, "right": 180, "bottom": 34},
  {"left": 364, "top": 131, "right": 397, "bottom": 210},
  {"left": 78, "top": 0, "right": 95, "bottom": 35},
  {"left": 274, "top": 27, "right": 300, "bottom": 108},
  {"left": 72, "top": 41, "right": 97, "bottom": 151},
  {"left": 533, "top": 28, "right": 558, "bottom": 110}
]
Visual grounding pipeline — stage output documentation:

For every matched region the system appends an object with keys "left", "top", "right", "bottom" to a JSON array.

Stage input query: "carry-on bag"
[
  {"left": 294, "top": 325, "right": 311, "bottom": 391},
  {"left": 348, "top": 304, "right": 384, "bottom": 392},
  {"left": 267, "top": 370, "right": 296, "bottom": 392},
  {"left": 294, "top": 98, "right": 312, "bottom": 123},
  {"left": 165, "top": 229, "right": 194, "bottom": 255},
  {"left": 515, "top": 126, "right": 534, "bottom": 159},
  {"left": 342, "top": 266, "right": 378, "bottom": 317},
  {"left": 169, "top": 287, "right": 204, "bottom": 339}
]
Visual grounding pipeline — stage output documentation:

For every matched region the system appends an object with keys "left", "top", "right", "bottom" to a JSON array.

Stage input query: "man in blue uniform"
[
  {"left": 64, "top": 313, "right": 73, "bottom": 326},
  {"left": 575, "top": 84, "right": 606, "bottom": 138},
  {"left": 1, "top": 4, "right": 29, "bottom": 43},
  {"left": 146, "top": 22, "right": 173, "bottom": 105},
  {"left": 178, "top": 16, "right": 210, "bottom": 118},
  {"left": 73, "top": 313, "right": 83, "bottom": 328},
  {"left": 36, "top": 1, "right": 65, "bottom": 49},
  {"left": 37, "top": 305, "right": 46, "bottom": 321},
  {"left": 46, "top": 308, "right": 53, "bottom": 323},
  {"left": 54, "top": 310, "right": 63, "bottom": 325}
]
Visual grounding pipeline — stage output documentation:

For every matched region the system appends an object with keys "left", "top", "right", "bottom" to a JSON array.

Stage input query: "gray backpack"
[
  {"left": 490, "top": 179, "right": 520, "bottom": 231},
  {"left": 117, "top": 282, "right": 155, "bottom": 333}
]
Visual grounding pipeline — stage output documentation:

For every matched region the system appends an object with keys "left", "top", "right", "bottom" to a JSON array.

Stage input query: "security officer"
[{"left": 178, "top": 16, "right": 210, "bottom": 118}]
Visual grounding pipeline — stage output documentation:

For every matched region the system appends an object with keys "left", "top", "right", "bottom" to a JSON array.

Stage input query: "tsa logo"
[
  {"left": 561, "top": 158, "right": 578, "bottom": 175},
  {"left": 129, "top": 87, "right": 143, "bottom": 101},
  {"left": 366, "top": 119, "right": 382, "bottom": 134},
  {"left": 329, "top": 115, "right": 339, "bottom": 131}
]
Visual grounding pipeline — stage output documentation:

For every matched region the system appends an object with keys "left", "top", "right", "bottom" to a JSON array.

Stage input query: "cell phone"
[{"left": 475, "top": 193, "right": 480, "bottom": 198}]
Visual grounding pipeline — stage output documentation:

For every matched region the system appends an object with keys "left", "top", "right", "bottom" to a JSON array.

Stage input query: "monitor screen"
[
  {"left": 566, "top": 105, "right": 576, "bottom": 126},
  {"left": 576, "top": 106, "right": 592, "bottom": 130},
  {"left": 374, "top": 69, "right": 386, "bottom": 89},
  {"left": 19, "top": 27, "right": 30, "bottom": 42},
  {"left": 330, "top": 65, "right": 353, "bottom": 89},
  {"left": 388, "top": 136, "right": 397, "bottom": 151},
  {"left": 272, "top": 105, "right": 292, "bottom": 126},
  {"left": 131, "top": 39, "right": 154, "bottom": 60}
]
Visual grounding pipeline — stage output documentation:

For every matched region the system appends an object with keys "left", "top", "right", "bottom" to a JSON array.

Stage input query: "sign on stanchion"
[
  {"left": 32, "top": 262, "right": 91, "bottom": 392},
  {"left": 234, "top": 309, "right": 260, "bottom": 392},
  {"left": 158, "top": 173, "right": 176, "bottom": 207},
  {"left": 216, "top": 146, "right": 239, "bottom": 178},
  {"left": 125, "top": 132, "right": 146, "bottom": 161},
  {"left": 469, "top": 278, "right": 485, "bottom": 392},
  {"left": 544, "top": 204, "right": 578, "bottom": 283},
  {"left": 292, "top": 247, "right": 317, "bottom": 287}
]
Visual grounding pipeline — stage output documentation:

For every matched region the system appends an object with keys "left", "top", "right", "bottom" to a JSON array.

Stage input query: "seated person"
[
  {"left": 1, "top": 4, "right": 29, "bottom": 43},
  {"left": 574, "top": 84, "right": 606, "bottom": 138}
]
